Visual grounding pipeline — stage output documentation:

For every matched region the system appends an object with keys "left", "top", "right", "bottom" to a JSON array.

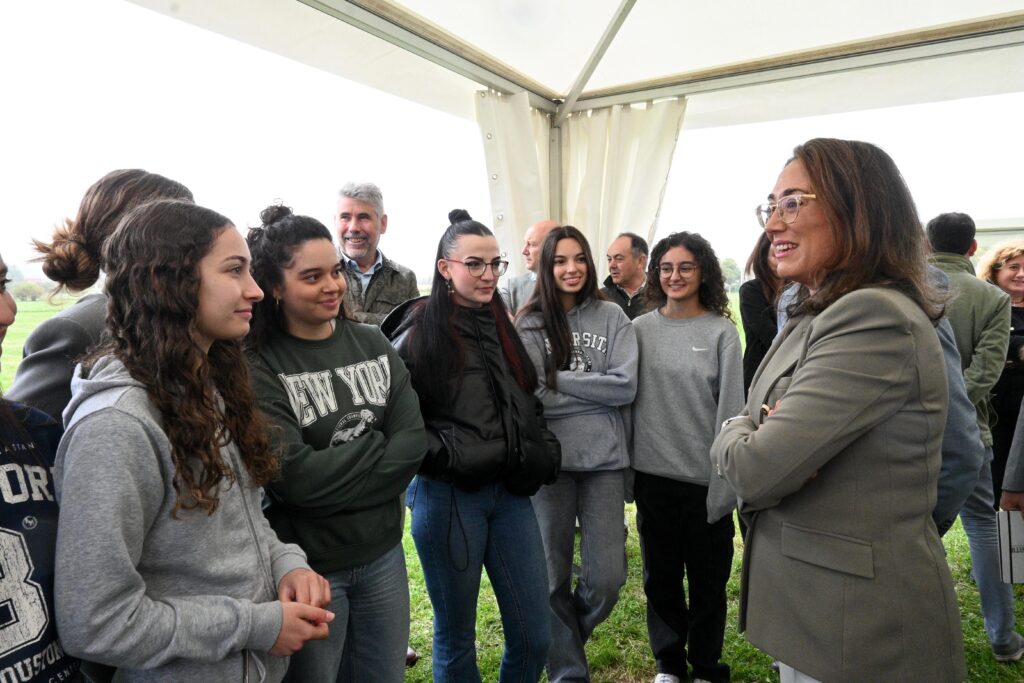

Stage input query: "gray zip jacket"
[
  {"left": 54, "top": 356, "right": 308, "bottom": 683},
  {"left": 517, "top": 298, "right": 638, "bottom": 470}
]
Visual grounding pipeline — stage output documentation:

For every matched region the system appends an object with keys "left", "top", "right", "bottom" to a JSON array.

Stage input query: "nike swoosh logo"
[{"left": 692, "top": 346, "right": 708, "bottom": 352}]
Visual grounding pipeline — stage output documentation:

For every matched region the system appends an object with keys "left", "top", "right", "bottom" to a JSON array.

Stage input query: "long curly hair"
[
  {"left": 517, "top": 226, "right": 602, "bottom": 389},
  {"left": 643, "top": 231, "right": 732, "bottom": 320},
  {"left": 34, "top": 169, "right": 192, "bottom": 295},
  {"left": 93, "top": 199, "right": 277, "bottom": 516},
  {"left": 246, "top": 203, "right": 345, "bottom": 349}
]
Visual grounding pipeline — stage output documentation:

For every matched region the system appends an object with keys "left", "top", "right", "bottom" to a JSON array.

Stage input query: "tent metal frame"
[{"left": 299, "top": 1, "right": 1024, "bottom": 115}]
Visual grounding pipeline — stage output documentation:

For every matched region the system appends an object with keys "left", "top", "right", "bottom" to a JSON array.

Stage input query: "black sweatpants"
[{"left": 634, "top": 471, "right": 734, "bottom": 683}]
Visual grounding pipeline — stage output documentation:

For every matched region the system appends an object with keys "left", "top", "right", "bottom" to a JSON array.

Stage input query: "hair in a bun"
[
  {"left": 259, "top": 203, "right": 294, "bottom": 227},
  {"left": 37, "top": 220, "right": 99, "bottom": 293},
  {"left": 35, "top": 169, "right": 192, "bottom": 294},
  {"left": 246, "top": 202, "right": 340, "bottom": 348},
  {"left": 448, "top": 209, "right": 472, "bottom": 224}
]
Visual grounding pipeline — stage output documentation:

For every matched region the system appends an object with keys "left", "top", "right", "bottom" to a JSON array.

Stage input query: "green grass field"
[
  {"left": 5, "top": 297, "right": 1024, "bottom": 681},
  {"left": 401, "top": 510, "right": 1024, "bottom": 683},
  {"left": 0, "top": 299, "right": 81, "bottom": 389}
]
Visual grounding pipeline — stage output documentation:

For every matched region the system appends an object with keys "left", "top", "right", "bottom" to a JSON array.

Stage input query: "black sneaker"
[{"left": 994, "top": 632, "right": 1024, "bottom": 663}]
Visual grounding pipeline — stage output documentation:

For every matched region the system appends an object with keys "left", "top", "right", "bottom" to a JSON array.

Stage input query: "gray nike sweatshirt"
[
  {"left": 630, "top": 309, "right": 744, "bottom": 522},
  {"left": 53, "top": 356, "right": 309, "bottom": 683},
  {"left": 516, "top": 297, "right": 638, "bottom": 470}
]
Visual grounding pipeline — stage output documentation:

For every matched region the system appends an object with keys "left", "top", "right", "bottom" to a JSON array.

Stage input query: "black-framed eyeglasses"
[
  {"left": 444, "top": 257, "right": 509, "bottom": 278},
  {"left": 658, "top": 262, "right": 699, "bottom": 276},
  {"left": 755, "top": 193, "right": 817, "bottom": 228}
]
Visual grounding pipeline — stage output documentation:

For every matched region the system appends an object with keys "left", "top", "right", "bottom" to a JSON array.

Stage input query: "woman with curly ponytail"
[
  {"left": 53, "top": 200, "right": 333, "bottom": 682},
  {"left": 246, "top": 203, "right": 426, "bottom": 683}
]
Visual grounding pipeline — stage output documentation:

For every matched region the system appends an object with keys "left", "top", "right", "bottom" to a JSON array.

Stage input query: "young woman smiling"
[
  {"left": 630, "top": 231, "right": 743, "bottom": 683},
  {"left": 245, "top": 204, "right": 426, "bottom": 683},
  {"left": 383, "top": 209, "right": 560, "bottom": 683},
  {"left": 515, "top": 226, "right": 638, "bottom": 683},
  {"left": 978, "top": 239, "right": 1024, "bottom": 505},
  {"left": 54, "top": 200, "right": 333, "bottom": 683},
  {"left": 712, "top": 139, "right": 964, "bottom": 683}
]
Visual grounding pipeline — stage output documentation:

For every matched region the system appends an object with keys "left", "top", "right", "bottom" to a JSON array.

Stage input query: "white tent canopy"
[
  {"left": 128, "top": 0, "right": 1024, "bottom": 119},
  {"left": 128, "top": 0, "right": 1024, "bottom": 270}
]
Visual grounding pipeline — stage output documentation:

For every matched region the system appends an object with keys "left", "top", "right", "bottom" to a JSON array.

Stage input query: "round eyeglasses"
[
  {"left": 755, "top": 193, "right": 816, "bottom": 228},
  {"left": 658, "top": 262, "right": 699, "bottom": 277},
  {"left": 444, "top": 257, "right": 509, "bottom": 278}
]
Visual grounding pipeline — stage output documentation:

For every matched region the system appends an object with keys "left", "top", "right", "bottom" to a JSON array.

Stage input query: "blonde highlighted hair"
[{"left": 977, "top": 239, "right": 1024, "bottom": 284}]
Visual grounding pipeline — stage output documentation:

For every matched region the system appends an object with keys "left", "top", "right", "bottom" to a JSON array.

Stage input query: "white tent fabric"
[
  {"left": 562, "top": 99, "right": 687, "bottom": 259},
  {"left": 474, "top": 90, "right": 550, "bottom": 276},
  {"left": 475, "top": 93, "right": 686, "bottom": 272},
  {"left": 126, "top": 1, "right": 1024, "bottom": 124},
  {"left": 123, "top": 0, "right": 1024, "bottom": 262}
]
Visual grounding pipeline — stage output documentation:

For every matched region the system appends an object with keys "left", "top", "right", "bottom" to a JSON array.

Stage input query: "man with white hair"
[{"left": 336, "top": 182, "right": 419, "bottom": 325}]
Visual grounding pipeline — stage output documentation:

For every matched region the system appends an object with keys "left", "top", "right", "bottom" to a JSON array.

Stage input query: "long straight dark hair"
[
  {"left": 517, "top": 225, "right": 600, "bottom": 389},
  {"left": 401, "top": 210, "right": 536, "bottom": 405}
]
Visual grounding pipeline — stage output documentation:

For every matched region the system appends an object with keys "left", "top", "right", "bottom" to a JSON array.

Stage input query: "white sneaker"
[{"left": 653, "top": 675, "right": 680, "bottom": 683}]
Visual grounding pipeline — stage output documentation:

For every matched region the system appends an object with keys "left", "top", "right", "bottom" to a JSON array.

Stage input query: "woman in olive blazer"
[{"left": 711, "top": 138, "right": 965, "bottom": 683}]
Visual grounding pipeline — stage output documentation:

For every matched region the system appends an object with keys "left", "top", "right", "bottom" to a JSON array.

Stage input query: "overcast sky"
[{"left": 3, "top": 0, "right": 1022, "bottom": 286}]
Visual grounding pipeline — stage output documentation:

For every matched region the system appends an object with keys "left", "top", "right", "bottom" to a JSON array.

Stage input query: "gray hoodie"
[
  {"left": 516, "top": 298, "right": 638, "bottom": 470},
  {"left": 53, "top": 356, "right": 308, "bottom": 683}
]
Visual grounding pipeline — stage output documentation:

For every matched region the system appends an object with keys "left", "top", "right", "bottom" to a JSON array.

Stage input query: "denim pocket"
[{"left": 406, "top": 476, "right": 420, "bottom": 510}]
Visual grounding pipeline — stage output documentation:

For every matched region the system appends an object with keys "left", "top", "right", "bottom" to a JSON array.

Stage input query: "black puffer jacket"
[{"left": 382, "top": 297, "right": 560, "bottom": 495}]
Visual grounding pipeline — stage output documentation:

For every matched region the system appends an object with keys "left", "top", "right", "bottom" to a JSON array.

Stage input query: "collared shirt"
[
  {"left": 600, "top": 275, "right": 649, "bottom": 320},
  {"left": 341, "top": 250, "right": 383, "bottom": 290}
]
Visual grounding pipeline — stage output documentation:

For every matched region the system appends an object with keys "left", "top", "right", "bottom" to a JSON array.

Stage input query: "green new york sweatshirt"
[{"left": 251, "top": 320, "right": 427, "bottom": 572}]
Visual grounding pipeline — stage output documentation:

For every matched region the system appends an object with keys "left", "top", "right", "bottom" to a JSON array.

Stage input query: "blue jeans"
[
  {"left": 959, "top": 447, "right": 1017, "bottom": 648},
  {"left": 283, "top": 543, "right": 409, "bottom": 683},
  {"left": 408, "top": 476, "right": 551, "bottom": 683},
  {"left": 531, "top": 469, "right": 627, "bottom": 683}
]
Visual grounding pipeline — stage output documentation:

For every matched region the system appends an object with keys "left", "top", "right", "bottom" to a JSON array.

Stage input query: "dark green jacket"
[
  {"left": 252, "top": 320, "right": 427, "bottom": 572},
  {"left": 931, "top": 252, "right": 1010, "bottom": 445}
]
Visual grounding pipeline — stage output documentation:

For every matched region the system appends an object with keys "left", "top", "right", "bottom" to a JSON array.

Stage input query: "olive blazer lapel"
[{"left": 746, "top": 314, "right": 813, "bottom": 427}]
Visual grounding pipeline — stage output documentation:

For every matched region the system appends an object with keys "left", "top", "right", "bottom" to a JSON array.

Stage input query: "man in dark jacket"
[
  {"left": 600, "top": 232, "right": 649, "bottom": 320},
  {"left": 336, "top": 182, "right": 420, "bottom": 325}
]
